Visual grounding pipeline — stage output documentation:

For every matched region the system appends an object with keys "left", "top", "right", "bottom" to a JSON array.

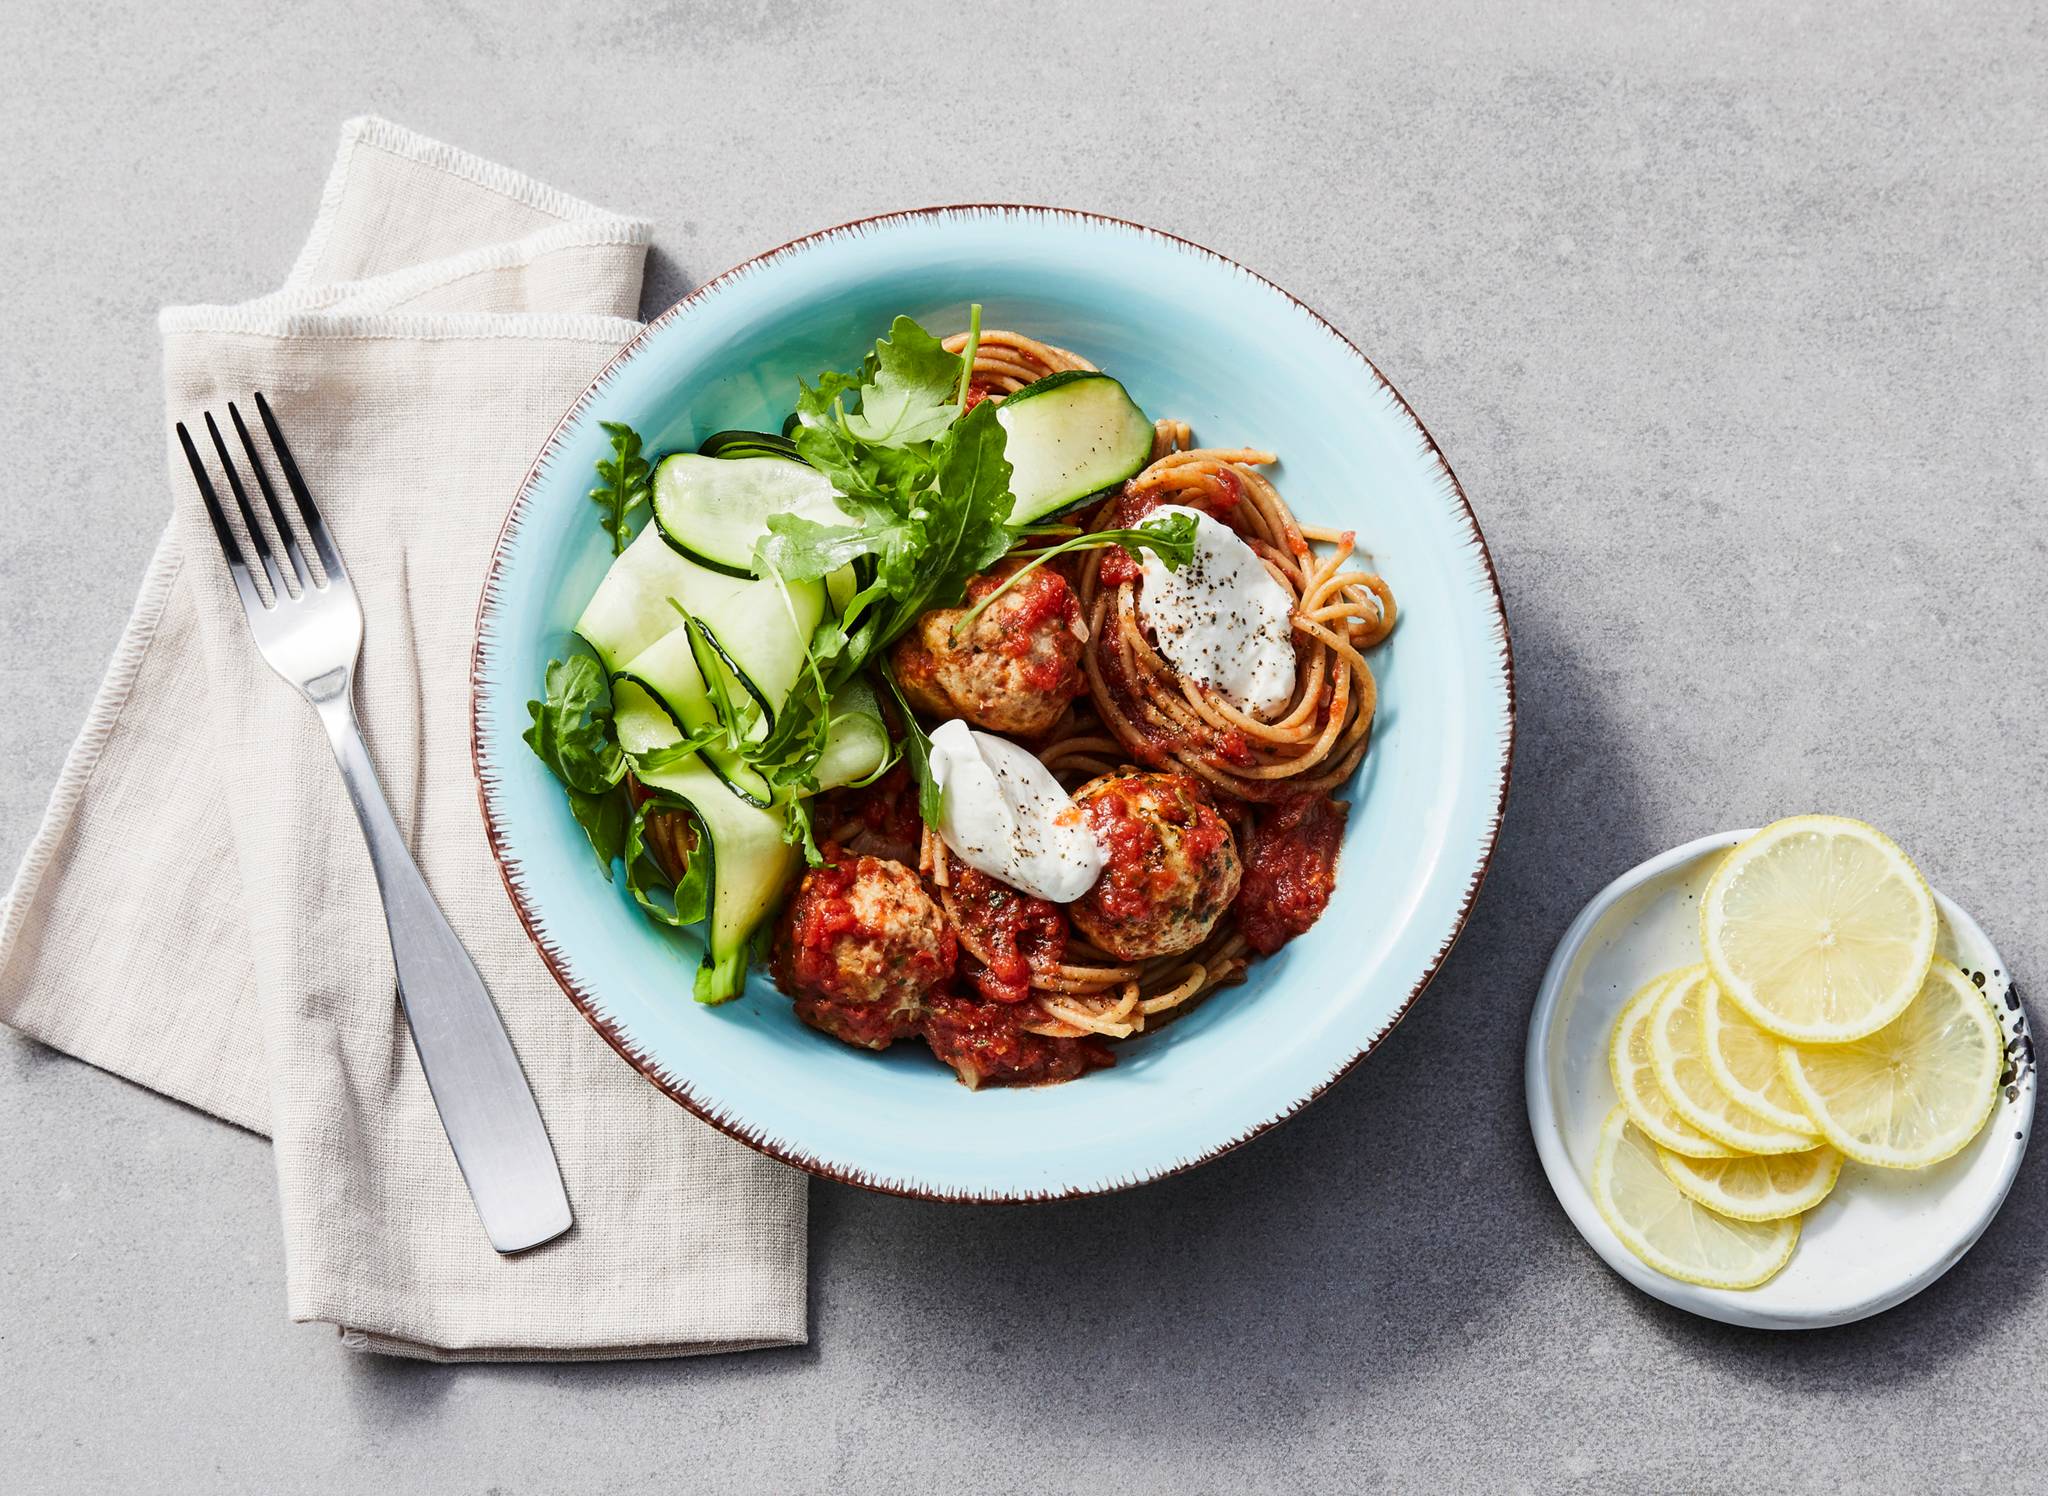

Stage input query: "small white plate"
[{"left": 1526, "top": 829, "right": 2036, "bottom": 1329}]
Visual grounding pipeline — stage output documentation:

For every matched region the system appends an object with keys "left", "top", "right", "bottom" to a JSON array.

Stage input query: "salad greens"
[
  {"left": 522, "top": 656, "right": 712, "bottom": 923},
  {"left": 589, "top": 421, "right": 652, "bottom": 555},
  {"left": 624, "top": 800, "right": 710, "bottom": 929},
  {"left": 523, "top": 657, "right": 630, "bottom": 874},
  {"left": 524, "top": 655, "right": 623, "bottom": 797},
  {"left": 745, "top": 311, "right": 1018, "bottom": 825}
]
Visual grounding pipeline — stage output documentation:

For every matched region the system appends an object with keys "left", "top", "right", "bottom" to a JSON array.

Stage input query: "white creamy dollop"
[
  {"left": 1138, "top": 505, "right": 1299, "bottom": 716},
  {"left": 927, "top": 719, "right": 1104, "bottom": 902}
]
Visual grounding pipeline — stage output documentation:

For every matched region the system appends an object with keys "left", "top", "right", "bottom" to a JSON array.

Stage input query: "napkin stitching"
[
  {"left": 345, "top": 115, "right": 633, "bottom": 225},
  {"left": 287, "top": 116, "right": 637, "bottom": 289},
  {"left": 336, "top": 1328, "right": 801, "bottom": 1363},
  {"left": 155, "top": 308, "right": 644, "bottom": 344},
  {"left": 0, "top": 530, "right": 186, "bottom": 953},
  {"left": 195, "top": 220, "right": 652, "bottom": 323}
]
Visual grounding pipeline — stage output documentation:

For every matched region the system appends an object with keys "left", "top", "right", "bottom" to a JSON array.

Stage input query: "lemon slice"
[
  {"left": 1778, "top": 959, "right": 2003, "bottom": 1168},
  {"left": 1591, "top": 1109, "right": 1800, "bottom": 1288},
  {"left": 1700, "top": 977, "right": 1819, "bottom": 1134},
  {"left": 1649, "top": 970, "right": 1817, "bottom": 1153},
  {"left": 1701, "top": 815, "right": 1936, "bottom": 1043},
  {"left": 1609, "top": 973, "right": 1733, "bottom": 1159},
  {"left": 1656, "top": 1144, "right": 1842, "bottom": 1222}
]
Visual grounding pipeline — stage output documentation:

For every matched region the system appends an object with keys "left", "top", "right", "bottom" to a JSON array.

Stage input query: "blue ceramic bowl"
[{"left": 472, "top": 207, "right": 1514, "bottom": 1199}]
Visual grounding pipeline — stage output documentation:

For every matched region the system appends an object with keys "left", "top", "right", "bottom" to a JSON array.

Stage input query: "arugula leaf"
[
  {"left": 950, "top": 510, "right": 1199, "bottom": 640},
  {"left": 566, "top": 785, "right": 630, "bottom": 878},
  {"left": 879, "top": 661, "right": 944, "bottom": 829},
  {"left": 590, "top": 421, "right": 652, "bottom": 555},
  {"left": 523, "top": 655, "right": 632, "bottom": 874},
  {"left": 754, "top": 509, "right": 906, "bottom": 584},
  {"left": 630, "top": 726, "right": 727, "bottom": 775},
  {"left": 781, "top": 795, "right": 823, "bottom": 866},
  {"left": 785, "top": 309, "right": 986, "bottom": 509},
  {"left": 911, "top": 397, "right": 1017, "bottom": 598},
  {"left": 840, "top": 316, "right": 965, "bottom": 448},
  {"left": 829, "top": 397, "right": 1016, "bottom": 645},
  {"left": 523, "top": 656, "right": 624, "bottom": 797},
  {"left": 624, "top": 799, "right": 711, "bottom": 927}
]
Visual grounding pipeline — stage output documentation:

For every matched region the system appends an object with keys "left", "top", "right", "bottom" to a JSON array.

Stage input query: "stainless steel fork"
[{"left": 178, "top": 393, "right": 572, "bottom": 1254}]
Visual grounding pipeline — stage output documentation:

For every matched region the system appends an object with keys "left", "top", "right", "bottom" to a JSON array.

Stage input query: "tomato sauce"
[
  {"left": 920, "top": 994, "right": 1111, "bottom": 1088},
  {"left": 967, "top": 564, "right": 1070, "bottom": 629},
  {"left": 1100, "top": 465, "right": 1241, "bottom": 534},
  {"left": 773, "top": 854, "right": 861, "bottom": 1000},
  {"left": 946, "top": 866, "right": 1068, "bottom": 1004},
  {"left": 1235, "top": 795, "right": 1347, "bottom": 954},
  {"left": 1097, "top": 544, "right": 1142, "bottom": 589},
  {"left": 1098, "top": 483, "right": 1157, "bottom": 532}
]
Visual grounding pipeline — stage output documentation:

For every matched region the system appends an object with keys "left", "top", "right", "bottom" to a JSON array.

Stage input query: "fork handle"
[{"left": 315, "top": 690, "right": 573, "bottom": 1254}]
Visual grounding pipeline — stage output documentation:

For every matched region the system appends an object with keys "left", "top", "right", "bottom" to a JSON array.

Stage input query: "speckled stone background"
[{"left": 3, "top": 1, "right": 2044, "bottom": 1491}]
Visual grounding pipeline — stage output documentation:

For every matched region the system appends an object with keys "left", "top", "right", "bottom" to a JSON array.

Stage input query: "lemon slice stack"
[{"left": 1593, "top": 816, "right": 2003, "bottom": 1290}]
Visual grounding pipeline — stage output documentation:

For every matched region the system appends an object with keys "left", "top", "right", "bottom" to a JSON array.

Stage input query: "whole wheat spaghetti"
[
  {"left": 899, "top": 335, "right": 1395, "bottom": 1042},
  {"left": 1075, "top": 448, "right": 1395, "bottom": 803}
]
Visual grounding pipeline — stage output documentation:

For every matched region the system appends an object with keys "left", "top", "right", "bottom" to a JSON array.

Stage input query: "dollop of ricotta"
[
  {"left": 1138, "top": 504, "right": 1298, "bottom": 717},
  {"left": 927, "top": 719, "right": 1104, "bottom": 903}
]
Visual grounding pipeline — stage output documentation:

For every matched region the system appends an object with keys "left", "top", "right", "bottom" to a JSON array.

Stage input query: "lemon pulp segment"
[{"left": 1700, "top": 978, "right": 1819, "bottom": 1134}]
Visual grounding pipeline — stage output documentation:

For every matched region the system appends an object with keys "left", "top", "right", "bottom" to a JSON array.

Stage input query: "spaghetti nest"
[
  {"left": 1075, "top": 449, "right": 1395, "bottom": 803},
  {"left": 907, "top": 328, "right": 1395, "bottom": 1042}
]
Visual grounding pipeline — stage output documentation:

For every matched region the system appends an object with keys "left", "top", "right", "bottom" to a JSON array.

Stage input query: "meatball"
[
  {"left": 889, "top": 559, "right": 1084, "bottom": 737},
  {"left": 921, "top": 994, "right": 1110, "bottom": 1089},
  {"left": 1069, "top": 772, "right": 1241, "bottom": 961},
  {"left": 772, "top": 850, "right": 956, "bottom": 1049}
]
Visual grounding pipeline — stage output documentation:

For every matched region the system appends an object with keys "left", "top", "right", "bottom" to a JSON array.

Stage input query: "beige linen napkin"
[{"left": 0, "top": 117, "right": 807, "bottom": 1361}]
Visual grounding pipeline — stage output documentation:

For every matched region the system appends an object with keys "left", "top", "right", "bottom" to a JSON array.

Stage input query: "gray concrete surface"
[{"left": 4, "top": 1, "right": 2044, "bottom": 1491}]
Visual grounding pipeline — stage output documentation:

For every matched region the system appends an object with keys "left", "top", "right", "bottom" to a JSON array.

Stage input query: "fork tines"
[{"left": 176, "top": 392, "right": 346, "bottom": 609}]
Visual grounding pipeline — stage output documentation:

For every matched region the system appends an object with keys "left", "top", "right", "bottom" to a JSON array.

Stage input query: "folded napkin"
[{"left": 0, "top": 118, "right": 806, "bottom": 1361}]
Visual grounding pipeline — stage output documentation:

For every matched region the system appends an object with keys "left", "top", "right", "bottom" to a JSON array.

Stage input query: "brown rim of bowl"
[{"left": 469, "top": 204, "right": 1517, "bottom": 1203}]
